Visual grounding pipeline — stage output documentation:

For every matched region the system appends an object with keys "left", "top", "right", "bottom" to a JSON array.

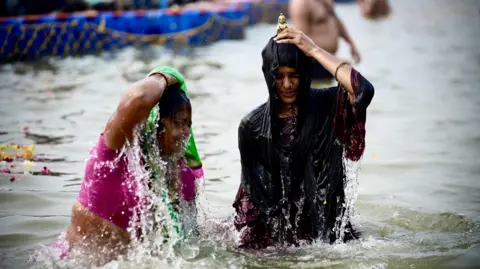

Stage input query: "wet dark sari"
[{"left": 232, "top": 37, "right": 374, "bottom": 248}]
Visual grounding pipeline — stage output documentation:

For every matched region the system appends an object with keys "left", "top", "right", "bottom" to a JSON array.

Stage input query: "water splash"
[
  {"left": 27, "top": 126, "right": 211, "bottom": 268},
  {"left": 334, "top": 153, "right": 363, "bottom": 243},
  {"left": 124, "top": 126, "right": 186, "bottom": 263}
]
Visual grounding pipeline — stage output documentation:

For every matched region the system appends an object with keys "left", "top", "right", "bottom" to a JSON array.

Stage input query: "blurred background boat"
[{"left": 0, "top": 0, "right": 298, "bottom": 62}]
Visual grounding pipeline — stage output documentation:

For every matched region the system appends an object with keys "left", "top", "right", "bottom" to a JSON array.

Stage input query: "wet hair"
[{"left": 159, "top": 84, "right": 191, "bottom": 120}]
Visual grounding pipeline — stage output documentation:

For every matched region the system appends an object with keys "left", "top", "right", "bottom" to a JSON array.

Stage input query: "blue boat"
[{"left": 0, "top": 0, "right": 289, "bottom": 62}]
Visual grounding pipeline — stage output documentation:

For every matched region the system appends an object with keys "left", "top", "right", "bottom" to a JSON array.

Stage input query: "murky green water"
[{"left": 1, "top": 0, "right": 480, "bottom": 268}]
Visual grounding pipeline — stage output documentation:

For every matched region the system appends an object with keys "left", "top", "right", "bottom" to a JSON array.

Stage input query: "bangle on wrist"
[{"left": 334, "top": 62, "right": 349, "bottom": 82}]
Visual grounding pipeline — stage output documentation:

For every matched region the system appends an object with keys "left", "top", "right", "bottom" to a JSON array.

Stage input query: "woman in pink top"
[{"left": 58, "top": 67, "right": 203, "bottom": 265}]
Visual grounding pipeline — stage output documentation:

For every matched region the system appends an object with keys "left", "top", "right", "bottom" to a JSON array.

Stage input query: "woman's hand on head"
[
  {"left": 274, "top": 28, "right": 319, "bottom": 57},
  {"left": 164, "top": 73, "right": 178, "bottom": 88}
]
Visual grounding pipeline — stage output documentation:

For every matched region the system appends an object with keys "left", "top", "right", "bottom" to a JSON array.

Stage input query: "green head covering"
[{"left": 144, "top": 66, "right": 202, "bottom": 169}]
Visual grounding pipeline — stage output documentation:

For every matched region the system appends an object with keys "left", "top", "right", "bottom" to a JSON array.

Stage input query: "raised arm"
[
  {"left": 306, "top": 31, "right": 373, "bottom": 161},
  {"left": 103, "top": 73, "right": 177, "bottom": 150},
  {"left": 274, "top": 28, "right": 374, "bottom": 160},
  {"left": 309, "top": 47, "right": 373, "bottom": 111},
  {"left": 274, "top": 28, "right": 373, "bottom": 106}
]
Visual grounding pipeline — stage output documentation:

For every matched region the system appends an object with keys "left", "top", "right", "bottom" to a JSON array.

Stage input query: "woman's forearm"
[
  {"left": 309, "top": 47, "right": 354, "bottom": 95},
  {"left": 103, "top": 74, "right": 168, "bottom": 150},
  {"left": 124, "top": 75, "right": 168, "bottom": 123},
  {"left": 136, "top": 74, "right": 168, "bottom": 112}
]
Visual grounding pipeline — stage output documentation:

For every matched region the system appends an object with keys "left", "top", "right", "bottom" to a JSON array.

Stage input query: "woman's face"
[
  {"left": 159, "top": 104, "right": 192, "bottom": 155},
  {"left": 275, "top": 66, "right": 301, "bottom": 105}
]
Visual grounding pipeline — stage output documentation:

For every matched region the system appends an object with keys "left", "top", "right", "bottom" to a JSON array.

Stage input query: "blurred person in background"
[
  {"left": 289, "top": 0, "right": 361, "bottom": 85},
  {"left": 358, "top": 0, "right": 391, "bottom": 20}
]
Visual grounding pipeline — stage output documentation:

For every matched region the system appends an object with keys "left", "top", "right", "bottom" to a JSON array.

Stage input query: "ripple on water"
[
  {"left": 0, "top": 216, "right": 67, "bottom": 249},
  {"left": 23, "top": 132, "right": 75, "bottom": 145},
  {"left": 0, "top": 189, "right": 75, "bottom": 216},
  {"left": 358, "top": 203, "right": 479, "bottom": 233}
]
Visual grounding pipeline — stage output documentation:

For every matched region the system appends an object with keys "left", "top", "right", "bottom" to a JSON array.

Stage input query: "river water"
[{"left": 1, "top": 0, "right": 480, "bottom": 268}]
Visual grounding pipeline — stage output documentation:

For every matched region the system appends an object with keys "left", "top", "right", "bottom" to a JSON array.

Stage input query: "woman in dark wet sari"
[{"left": 233, "top": 23, "right": 374, "bottom": 249}]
